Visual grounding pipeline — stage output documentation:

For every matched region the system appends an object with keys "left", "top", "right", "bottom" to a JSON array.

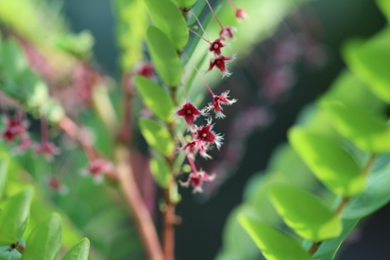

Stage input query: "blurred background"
[
  {"left": 0, "top": 0, "right": 388, "bottom": 259},
  {"left": 55, "top": 0, "right": 387, "bottom": 259}
]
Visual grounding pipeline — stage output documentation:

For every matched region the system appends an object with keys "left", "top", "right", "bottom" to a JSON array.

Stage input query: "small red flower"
[
  {"left": 208, "top": 55, "right": 235, "bottom": 78},
  {"left": 182, "top": 140, "right": 212, "bottom": 159},
  {"left": 80, "top": 158, "right": 114, "bottom": 183},
  {"left": 35, "top": 141, "right": 60, "bottom": 161},
  {"left": 195, "top": 119, "right": 223, "bottom": 149},
  {"left": 235, "top": 8, "right": 248, "bottom": 21},
  {"left": 176, "top": 102, "right": 204, "bottom": 127},
  {"left": 1, "top": 117, "right": 28, "bottom": 143},
  {"left": 219, "top": 26, "right": 236, "bottom": 40},
  {"left": 207, "top": 91, "right": 237, "bottom": 118},
  {"left": 179, "top": 171, "right": 215, "bottom": 193},
  {"left": 209, "top": 38, "right": 225, "bottom": 56},
  {"left": 135, "top": 62, "right": 154, "bottom": 79}
]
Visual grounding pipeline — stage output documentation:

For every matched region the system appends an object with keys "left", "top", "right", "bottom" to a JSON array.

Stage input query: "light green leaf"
[
  {"left": 322, "top": 102, "right": 390, "bottom": 153},
  {"left": 288, "top": 127, "right": 365, "bottom": 196},
  {"left": 0, "top": 187, "right": 34, "bottom": 245},
  {"left": 0, "top": 159, "right": 9, "bottom": 199},
  {"left": 343, "top": 28, "right": 390, "bottom": 104},
  {"left": 0, "top": 39, "right": 27, "bottom": 76},
  {"left": 146, "top": 26, "right": 183, "bottom": 87},
  {"left": 143, "top": 0, "right": 189, "bottom": 50},
  {"left": 62, "top": 238, "right": 90, "bottom": 260},
  {"left": 134, "top": 76, "right": 175, "bottom": 122},
  {"left": 342, "top": 163, "right": 390, "bottom": 218},
  {"left": 303, "top": 218, "right": 359, "bottom": 259},
  {"left": 139, "top": 118, "right": 174, "bottom": 157},
  {"left": 150, "top": 157, "right": 172, "bottom": 187},
  {"left": 239, "top": 215, "right": 312, "bottom": 260},
  {"left": 377, "top": 0, "right": 390, "bottom": 22},
  {"left": 268, "top": 184, "right": 342, "bottom": 241},
  {"left": 22, "top": 214, "right": 62, "bottom": 260}
]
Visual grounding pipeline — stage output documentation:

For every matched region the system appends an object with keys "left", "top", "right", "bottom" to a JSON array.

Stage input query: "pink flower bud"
[{"left": 235, "top": 8, "right": 248, "bottom": 21}]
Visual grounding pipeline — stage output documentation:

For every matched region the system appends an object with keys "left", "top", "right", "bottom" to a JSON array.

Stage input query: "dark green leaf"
[
  {"left": 269, "top": 184, "right": 342, "bottom": 241},
  {"left": 139, "top": 118, "right": 174, "bottom": 157},
  {"left": 143, "top": 0, "right": 189, "bottom": 50},
  {"left": 343, "top": 28, "right": 390, "bottom": 104},
  {"left": 134, "top": 76, "right": 175, "bottom": 122},
  {"left": 150, "top": 157, "right": 172, "bottom": 187},
  {"left": 146, "top": 26, "right": 183, "bottom": 86},
  {"left": 62, "top": 238, "right": 90, "bottom": 260},
  {"left": 0, "top": 187, "right": 34, "bottom": 245},
  {"left": 22, "top": 214, "right": 62, "bottom": 260},
  {"left": 322, "top": 102, "right": 390, "bottom": 153},
  {"left": 342, "top": 163, "right": 390, "bottom": 218},
  {"left": 289, "top": 127, "right": 365, "bottom": 196},
  {"left": 239, "top": 215, "right": 312, "bottom": 260}
]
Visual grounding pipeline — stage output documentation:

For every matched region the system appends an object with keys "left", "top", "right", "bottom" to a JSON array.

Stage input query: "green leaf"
[
  {"left": 268, "top": 184, "right": 342, "bottom": 241},
  {"left": 342, "top": 163, "right": 390, "bottom": 218},
  {"left": 238, "top": 215, "right": 312, "bottom": 260},
  {"left": 343, "top": 28, "right": 390, "bottom": 104},
  {"left": 139, "top": 118, "right": 174, "bottom": 157},
  {"left": 0, "top": 187, "right": 34, "bottom": 245},
  {"left": 62, "top": 238, "right": 90, "bottom": 260},
  {"left": 172, "top": 0, "right": 197, "bottom": 8},
  {"left": 0, "top": 159, "right": 9, "bottom": 199},
  {"left": 304, "top": 218, "right": 359, "bottom": 259},
  {"left": 288, "top": 127, "right": 365, "bottom": 196},
  {"left": 143, "top": 0, "right": 189, "bottom": 50},
  {"left": 134, "top": 76, "right": 175, "bottom": 122},
  {"left": 322, "top": 102, "right": 390, "bottom": 153},
  {"left": 187, "top": 0, "right": 206, "bottom": 25},
  {"left": 377, "top": 0, "right": 390, "bottom": 22},
  {"left": 22, "top": 214, "right": 62, "bottom": 260},
  {"left": 52, "top": 31, "right": 94, "bottom": 59},
  {"left": 146, "top": 26, "right": 183, "bottom": 87},
  {"left": 150, "top": 157, "right": 172, "bottom": 187}
]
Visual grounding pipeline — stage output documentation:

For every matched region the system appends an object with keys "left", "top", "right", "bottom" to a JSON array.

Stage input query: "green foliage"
[
  {"left": 143, "top": 0, "right": 189, "bottom": 50},
  {"left": 343, "top": 27, "right": 390, "bottom": 104},
  {"left": 0, "top": 160, "right": 8, "bottom": 199},
  {"left": 268, "top": 184, "right": 342, "bottom": 241},
  {"left": 289, "top": 127, "right": 365, "bottom": 196},
  {"left": 52, "top": 31, "right": 94, "bottom": 60},
  {"left": 22, "top": 214, "right": 62, "bottom": 260},
  {"left": 146, "top": 26, "right": 183, "bottom": 87},
  {"left": 377, "top": 0, "right": 390, "bottom": 23},
  {"left": 171, "top": 0, "right": 197, "bottom": 9},
  {"left": 239, "top": 216, "right": 312, "bottom": 260},
  {"left": 113, "top": 0, "right": 148, "bottom": 70},
  {"left": 0, "top": 187, "right": 34, "bottom": 245},
  {"left": 321, "top": 102, "right": 390, "bottom": 153},
  {"left": 150, "top": 157, "right": 172, "bottom": 187},
  {"left": 134, "top": 76, "right": 175, "bottom": 122},
  {"left": 62, "top": 238, "right": 90, "bottom": 260},
  {"left": 139, "top": 118, "right": 174, "bottom": 156}
]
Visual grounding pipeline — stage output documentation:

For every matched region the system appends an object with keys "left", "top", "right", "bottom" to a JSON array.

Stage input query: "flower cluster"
[{"left": 80, "top": 158, "right": 114, "bottom": 183}]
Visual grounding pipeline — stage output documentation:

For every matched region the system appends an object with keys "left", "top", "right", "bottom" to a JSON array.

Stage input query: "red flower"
[
  {"left": 179, "top": 171, "right": 215, "bottom": 193},
  {"left": 80, "top": 158, "right": 114, "bottom": 183},
  {"left": 182, "top": 140, "right": 212, "bottom": 160},
  {"left": 235, "top": 8, "right": 248, "bottom": 21},
  {"left": 207, "top": 91, "right": 237, "bottom": 118},
  {"left": 47, "top": 176, "right": 68, "bottom": 195},
  {"left": 135, "top": 62, "right": 154, "bottom": 79},
  {"left": 208, "top": 55, "right": 235, "bottom": 78},
  {"left": 176, "top": 102, "right": 204, "bottom": 127},
  {"left": 35, "top": 141, "right": 60, "bottom": 161},
  {"left": 1, "top": 117, "right": 28, "bottom": 143},
  {"left": 209, "top": 38, "right": 225, "bottom": 56},
  {"left": 195, "top": 119, "right": 223, "bottom": 149},
  {"left": 219, "top": 26, "right": 236, "bottom": 40}
]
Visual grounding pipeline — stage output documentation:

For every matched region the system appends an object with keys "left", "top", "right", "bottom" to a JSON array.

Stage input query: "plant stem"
[
  {"left": 116, "top": 145, "right": 164, "bottom": 260},
  {"left": 308, "top": 154, "right": 377, "bottom": 256}
]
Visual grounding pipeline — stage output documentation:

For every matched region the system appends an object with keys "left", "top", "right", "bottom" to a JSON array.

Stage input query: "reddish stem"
[
  {"left": 227, "top": 0, "right": 238, "bottom": 10},
  {"left": 205, "top": 0, "right": 224, "bottom": 29}
]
